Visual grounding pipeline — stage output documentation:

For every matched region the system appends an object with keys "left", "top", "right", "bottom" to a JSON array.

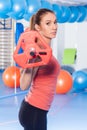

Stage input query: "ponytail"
[{"left": 29, "top": 14, "right": 36, "bottom": 30}]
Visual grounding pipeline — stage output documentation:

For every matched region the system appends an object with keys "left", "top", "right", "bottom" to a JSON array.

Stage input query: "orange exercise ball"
[
  {"left": 56, "top": 69, "right": 73, "bottom": 94},
  {"left": 2, "top": 66, "right": 20, "bottom": 88}
]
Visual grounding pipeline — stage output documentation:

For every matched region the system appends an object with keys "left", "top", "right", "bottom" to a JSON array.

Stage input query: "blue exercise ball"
[
  {"left": 41, "top": 0, "right": 53, "bottom": 10},
  {"left": 72, "top": 70, "right": 87, "bottom": 90},
  {"left": 77, "top": 6, "right": 87, "bottom": 22},
  {"left": 84, "top": 5, "right": 87, "bottom": 20},
  {"left": 61, "top": 65, "right": 75, "bottom": 75},
  {"left": 24, "top": 0, "right": 41, "bottom": 21},
  {"left": 53, "top": 4, "right": 63, "bottom": 22},
  {"left": 69, "top": 6, "right": 79, "bottom": 23},
  {"left": 8, "top": 0, "right": 27, "bottom": 20},
  {"left": 58, "top": 6, "right": 71, "bottom": 23},
  {"left": 24, "top": 13, "right": 32, "bottom": 21},
  {"left": 80, "top": 68, "right": 87, "bottom": 74},
  {"left": 0, "top": 0, "right": 11, "bottom": 18}
]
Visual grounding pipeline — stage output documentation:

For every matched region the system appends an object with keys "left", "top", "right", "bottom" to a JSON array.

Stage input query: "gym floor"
[{"left": 0, "top": 72, "right": 87, "bottom": 130}]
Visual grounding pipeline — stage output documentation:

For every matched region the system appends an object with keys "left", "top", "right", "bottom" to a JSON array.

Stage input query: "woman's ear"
[{"left": 35, "top": 24, "right": 40, "bottom": 31}]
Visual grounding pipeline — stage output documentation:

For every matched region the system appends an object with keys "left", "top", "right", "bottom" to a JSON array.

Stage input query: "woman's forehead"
[{"left": 41, "top": 13, "right": 56, "bottom": 21}]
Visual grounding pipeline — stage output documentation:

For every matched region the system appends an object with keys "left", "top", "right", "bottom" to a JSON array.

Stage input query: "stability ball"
[
  {"left": 53, "top": 4, "right": 63, "bottom": 21},
  {"left": 81, "top": 68, "right": 87, "bottom": 74},
  {"left": 8, "top": 0, "right": 27, "bottom": 20},
  {"left": 2, "top": 66, "right": 20, "bottom": 88},
  {"left": 72, "top": 70, "right": 87, "bottom": 90},
  {"left": 24, "top": 0, "right": 41, "bottom": 21},
  {"left": 56, "top": 69, "right": 73, "bottom": 94},
  {"left": 0, "top": 0, "right": 11, "bottom": 18},
  {"left": 41, "top": 0, "right": 53, "bottom": 10},
  {"left": 58, "top": 6, "right": 71, "bottom": 23},
  {"left": 77, "top": 6, "right": 87, "bottom": 22},
  {"left": 61, "top": 65, "right": 75, "bottom": 75},
  {"left": 69, "top": 6, "right": 79, "bottom": 23}
]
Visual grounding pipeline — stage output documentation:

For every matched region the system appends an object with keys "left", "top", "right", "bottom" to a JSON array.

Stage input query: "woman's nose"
[{"left": 52, "top": 24, "right": 57, "bottom": 30}]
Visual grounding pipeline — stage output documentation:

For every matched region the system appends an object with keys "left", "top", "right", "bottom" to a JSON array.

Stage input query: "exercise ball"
[
  {"left": 69, "top": 6, "right": 79, "bottom": 23},
  {"left": 24, "top": 0, "right": 41, "bottom": 21},
  {"left": 81, "top": 68, "right": 87, "bottom": 74},
  {"left": 53, "top": 4, "right": 63, "bottom": 21},
  {"left": 2, "top": 66, "right": 20, "bottom": 88},
  {"left": 56, "top": 69, "right": 73, "bottom": 94},
  {"left": 0, "top": 0, "right": 11, "bottom": 18},
  {"left": 72, "top": 70, "right": 87, "bottom": 90},
  {"left": 41, "top": 0, "right": 53, "bottom": 10},
  {"left": 58, "top": 6, "right": 71, "bottom": 23},
  {"left": 77, "top": 6, "right": 87, "bottom": 22},
  {"left": 61, "top": 65, "right": 75, "bottom": 75},
  {"left": 8, "top": 0, "right": 27, "bottom": 20}
]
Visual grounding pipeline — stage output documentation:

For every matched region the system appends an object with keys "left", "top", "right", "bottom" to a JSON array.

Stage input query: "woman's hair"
[{"left": 29, "top": 8, "right": 55, "bottom": 30}]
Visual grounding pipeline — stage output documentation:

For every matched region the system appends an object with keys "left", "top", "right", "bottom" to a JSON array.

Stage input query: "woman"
[{"left": 18, "top": 8, "right": 60, "bottom": 130}]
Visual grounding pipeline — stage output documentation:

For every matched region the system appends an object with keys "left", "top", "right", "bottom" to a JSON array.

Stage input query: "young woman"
[{"left": 18, "top": 8, "right": 60, "bottom": 130}]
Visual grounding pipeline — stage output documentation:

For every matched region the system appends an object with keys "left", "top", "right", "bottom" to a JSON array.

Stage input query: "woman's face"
[{"left": 36, "top": 12, "right": 58, "bottom": 43}]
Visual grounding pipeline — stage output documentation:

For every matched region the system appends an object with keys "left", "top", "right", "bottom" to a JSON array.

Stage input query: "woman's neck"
[{"left": 41, "top": 35, "right": 51, "bottom": 46}]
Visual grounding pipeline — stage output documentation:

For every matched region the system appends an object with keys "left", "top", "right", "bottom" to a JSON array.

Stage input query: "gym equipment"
[
  {"left": 41, "top": 0, "right": 53, "bottom": 10},
  {"left": 2, "top": 66, "right": 20, "bottom": 88},
  {"left": 24, "top": 0, "right": 41, "bottom": 21},
  {"left": 77, "top": 6, "right": 87, "bottom": 22},
  {"left": 53, "top": 4, "right": 63, "bottom": 21},
  {"left": 69, "top": 6, "right": 79, "bottom": 23},
  {"left": 61, "top": 65, "right": 75, "bottom": 75},
  {"left": 13, "top": 30, "right": 52, "bottom": 68},
  {"left": 0, "top": 0, "right": 11, "bottom": 19},
  {"left": 72, "top": 70, "right": 87, "bottom": 90},
  {"left": 58, "top": 6, "right": 71, "bottom": 23},
  {"left": 62, "top": 48, "right": 77, "bottom": 65},
  {"left": 8, "top": 0, "right": 27, "bottom": 20},
  {"left": 0, "top": 19, "right": 14, "bottom": 70},
  {"left": 56, "top": 69, "right": 73, "bottom": 94}
]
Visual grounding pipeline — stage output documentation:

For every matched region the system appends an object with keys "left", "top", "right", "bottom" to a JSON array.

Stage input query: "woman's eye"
[
  {"left": 46, "top": 21, "right": 57, "bottom": 25},
  {"left": 54, "top": 21, "right": 57, "bottom": 24},
  {"left": 46, "top": 22, "right": 50, "bottom": 25}
]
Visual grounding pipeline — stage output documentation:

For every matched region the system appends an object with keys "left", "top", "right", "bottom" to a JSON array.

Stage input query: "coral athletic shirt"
[{"left": 25, "top": 55, "right": 60, "bottom": 111}]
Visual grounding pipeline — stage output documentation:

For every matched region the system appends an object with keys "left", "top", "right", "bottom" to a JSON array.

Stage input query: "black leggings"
[{"left": 18, "top": 100, "right": 48, "bottom": 130}]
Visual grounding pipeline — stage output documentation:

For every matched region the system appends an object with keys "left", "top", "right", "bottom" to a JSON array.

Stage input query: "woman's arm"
[
  {"left": 20, "top": 68, "right": 33, "bottom": 90},
  {"left": 20, "top": 56, "right": 40, "bottom": 90}
]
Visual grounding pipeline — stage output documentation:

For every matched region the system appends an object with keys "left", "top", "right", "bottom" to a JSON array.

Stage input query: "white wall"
[
  {"left": 75, "top": 22, "right": 87, "bottom": 70},
  {"left": 52, "top": 21, "right": 87, "bottom": 70}
]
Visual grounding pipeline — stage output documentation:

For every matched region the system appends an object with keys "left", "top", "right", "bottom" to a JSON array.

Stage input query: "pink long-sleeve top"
[{"left": 25, "top": 55, "right": 60, "bottom": 111}]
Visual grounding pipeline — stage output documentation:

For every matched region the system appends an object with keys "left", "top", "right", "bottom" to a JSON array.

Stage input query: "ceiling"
[{"left": 49, "top": 0, "right": 87, "bottom": 6}]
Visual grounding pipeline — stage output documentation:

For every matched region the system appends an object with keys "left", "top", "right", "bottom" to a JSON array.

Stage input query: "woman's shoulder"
[{"left": 24, "top": 27, "right": 30, "bottom": 32}]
